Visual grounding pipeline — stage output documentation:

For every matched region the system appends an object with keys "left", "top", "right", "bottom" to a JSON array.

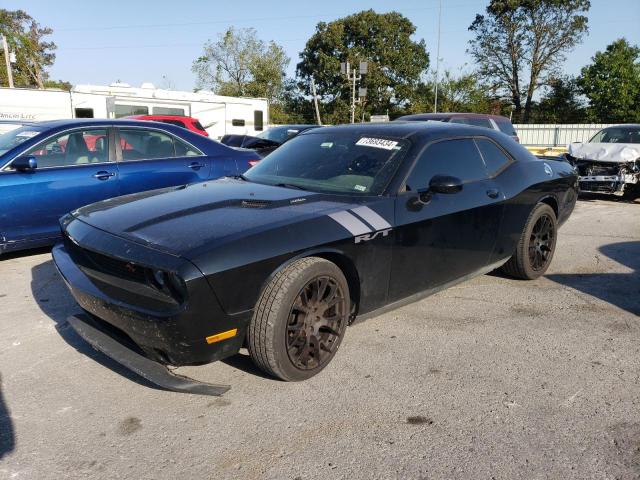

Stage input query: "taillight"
[{"left": 248, "top": 159, "right": 260, "bottom": 167}]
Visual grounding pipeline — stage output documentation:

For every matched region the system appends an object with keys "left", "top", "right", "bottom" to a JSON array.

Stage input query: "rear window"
[
  {"left": 494, "top": 118, "right": 517, "bottom": 136},
  {"left": 193, "top": 120, "right": 206, "bottom": 132},
  {"left": 450, "top": 116, "right": 493, "bottom": 129}
]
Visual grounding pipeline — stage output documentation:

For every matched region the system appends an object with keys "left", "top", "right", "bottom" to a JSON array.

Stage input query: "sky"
[{"left": 4, "top": 0, "right": 640, "bottom": 92}]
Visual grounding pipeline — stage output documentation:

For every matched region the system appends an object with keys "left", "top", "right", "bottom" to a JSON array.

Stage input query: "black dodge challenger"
[{"left": 53, "top": 122, "right": 578, "bottom": 388}]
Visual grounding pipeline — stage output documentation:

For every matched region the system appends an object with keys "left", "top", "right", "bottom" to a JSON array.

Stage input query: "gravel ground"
[{"left": 0, "top": 197, "right": 639, "bottom": 480}]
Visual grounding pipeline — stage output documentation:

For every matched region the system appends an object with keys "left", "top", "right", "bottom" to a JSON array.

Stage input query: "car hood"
[
  {"left": 71, "top": 178, "right": 384, "bottom": 262},
  {"left": 568, "top": 142, "right": 640, "bottom": 163}
]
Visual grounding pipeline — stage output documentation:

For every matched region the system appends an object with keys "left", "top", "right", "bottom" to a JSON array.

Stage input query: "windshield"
[
  {"left": 244, "top": 131, "right": 410, "bottom": 195},
  {"left": 256, "top": 126, "right": 302, "bottom": 144},
  {"left": 0, "top": 126, "right": 43, "bottom": 156},
  {"left": 0, "top": 126, "right": 42, "bottom": 155},
  {"left": 589, "top": 127, "right": 640, "bottom": 144}
]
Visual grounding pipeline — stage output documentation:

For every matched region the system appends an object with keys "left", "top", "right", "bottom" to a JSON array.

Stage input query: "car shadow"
[
  {"left": 30, "top": 258, "right": 168, "bottom": 392},
  {"left": 0, "top": 373, "right": 15, "bottom": 461},
  {"left": 1, "top": 246, "right": 52, "bottom": 261},
  {"left": 578, "top": 193, "right": 640, "bottom": 205},
  {"left": 220, "top": 350, "right": 275, "bottom": 380},
  {"left": 546, "top": 241, "right": 640, "bottom": 317}
]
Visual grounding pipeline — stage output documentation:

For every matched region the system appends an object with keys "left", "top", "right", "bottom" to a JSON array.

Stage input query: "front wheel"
[
  {"left": 247, "top": 257, "right": 350, "bottom": 381},
  {"left": 501, "top": 203, "right": 557, "bottom": 280}
]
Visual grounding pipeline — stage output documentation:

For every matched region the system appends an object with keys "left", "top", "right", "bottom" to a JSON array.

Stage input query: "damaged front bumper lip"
[{"left": 68, "top": 313, "right": 230, "bottom": 396}]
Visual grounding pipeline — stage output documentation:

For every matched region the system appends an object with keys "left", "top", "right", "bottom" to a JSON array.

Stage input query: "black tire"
[
  {"left": 501, "top": 203, "right": 557, "bottom": 280},
  {"left": 247, "top": 257, "right": 350, "bottom": 381}
]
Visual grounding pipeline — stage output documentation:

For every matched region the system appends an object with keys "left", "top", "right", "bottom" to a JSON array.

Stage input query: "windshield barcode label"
[{"left": 356, "top": 137, "right": 398, "bottom": 150}]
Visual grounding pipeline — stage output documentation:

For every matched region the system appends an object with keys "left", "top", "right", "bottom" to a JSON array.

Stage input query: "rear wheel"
[
  {"left": 501, "top": 203, "right": 557, "bottom": 280},
  {"left": 247, "top": 257, "right": 350, "bottom": 381}
]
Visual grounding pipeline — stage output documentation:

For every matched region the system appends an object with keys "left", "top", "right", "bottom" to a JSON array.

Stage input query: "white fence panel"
[{"left": 513, "top": 123, "right": 617, "bottom": 146}]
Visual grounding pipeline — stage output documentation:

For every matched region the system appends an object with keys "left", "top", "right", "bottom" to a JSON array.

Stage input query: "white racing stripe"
[
  {"left": 351, "top": 206, "right": 392, "bottom": 230},
  {"left": 328, "top": 211, "right": 371, "bottom": 236}
]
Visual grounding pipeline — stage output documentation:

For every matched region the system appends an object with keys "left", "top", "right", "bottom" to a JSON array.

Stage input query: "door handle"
[
  {"left": 486, "top": 188, "right": 500, "bottom": 199},
  {"left": 93, "top": 171, "right": 115, "bottom": 180},
  {"left": 188, "top": 162, "right": 205, "bottom": 170}
]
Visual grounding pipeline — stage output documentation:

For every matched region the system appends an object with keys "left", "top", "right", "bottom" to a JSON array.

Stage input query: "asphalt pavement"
[{"left": 0, "top": 197, "right": 639, "bottom": 480}]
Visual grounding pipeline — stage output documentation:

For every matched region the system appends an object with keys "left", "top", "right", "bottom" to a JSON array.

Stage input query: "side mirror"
[
  {"left": 408, "top": 174, "right": 463, "bottom": 211},
  {"left": 429, "top": 175, "right": 463, "bottom": 194},
  {"left": 12, "top": 155, "right": 37, "bottom": 172}
]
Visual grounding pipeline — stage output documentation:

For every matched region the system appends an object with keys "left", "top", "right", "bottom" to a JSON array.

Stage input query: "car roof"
[
  {"left": 28, "top": 118, "right": 191, "bottom": 128},
  {"left": 273, "top": 124, "right": 320, "bottom": 129},
  {"left": 299, "top": 121, "right": 503, "bottom": 142},
  {"left": 128, "top": 115, "right": 197, "bottom": 121},
  {"left": 398, "top": 112, "right": 511, "bottom": 121}
]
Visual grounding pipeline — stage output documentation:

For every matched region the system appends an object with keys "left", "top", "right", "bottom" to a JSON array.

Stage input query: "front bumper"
[
  {"left": 53, "top": 219, "right": 250, "bottom": 366},
  {"left": 67, "top": 313, "right": 230, "bottom": 396}
]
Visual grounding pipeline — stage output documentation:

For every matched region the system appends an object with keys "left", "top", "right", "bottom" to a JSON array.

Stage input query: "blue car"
[{"left": 0, "top": 119, "right": 259, "bottom": 254}]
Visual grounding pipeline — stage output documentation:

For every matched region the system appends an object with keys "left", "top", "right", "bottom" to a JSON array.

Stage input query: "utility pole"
[
  {"left": 433, "top": 0, "right": 442, "bottom": 113},
  {"left": 311, "top": 77, "right": 322, "bottom": 125},
  {"left": 341, "top": 61, "right": 368, "bottom": 124},
  {"left": 1, "top": 34, "right": 14, "bottom": 88}
]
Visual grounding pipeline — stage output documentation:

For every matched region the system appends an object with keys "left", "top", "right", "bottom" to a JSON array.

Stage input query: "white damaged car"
[{"left": 567, "top": 125, "right": 640, "bottom": 197}]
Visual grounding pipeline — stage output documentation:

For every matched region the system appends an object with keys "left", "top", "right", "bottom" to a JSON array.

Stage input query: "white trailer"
[{"left": 0, "top": 83, "right": 269, "bottom": 139}]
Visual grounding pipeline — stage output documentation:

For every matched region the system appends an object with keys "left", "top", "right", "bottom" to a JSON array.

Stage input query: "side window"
[
  {"left": 475, "top": 138, "right": 511, "bottom": 176},
  {"left": 174, "top": 138, "right": 202, "bottom": 157},
  {"left": 405, "top": 138, "right": 487, "bottom": 191},
  {"left": 254, "top": 110, "right": 264, "bottom": 131},
  {"left": 114, "top": 105, "right": 149, "bottom": 118},
  {"left": 22, "top": 129, "right": 110, "bottom": 168},
  {"left": 118, "top": 129, "right": 176, "bottom": 161},
  {"left": 152, "top": 106, "right": 185, "bottom": 116}
]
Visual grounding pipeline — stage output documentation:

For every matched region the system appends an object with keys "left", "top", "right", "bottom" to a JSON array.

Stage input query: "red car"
[{"left": 127, "top": 115, "right": 209, "bottom": 137}]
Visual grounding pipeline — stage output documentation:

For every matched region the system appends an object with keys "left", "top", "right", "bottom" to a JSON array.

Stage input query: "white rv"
[{"left": 0, "top": 83, "right": 269, "bottom": 139}]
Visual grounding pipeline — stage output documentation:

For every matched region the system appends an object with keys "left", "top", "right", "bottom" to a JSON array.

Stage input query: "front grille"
[
  {"left": 579, "top": 181, "right": 617, "bottom": 193},
  {"left": 83, "top": 249, "right": 147, "bottom": 283},
  {"left": 63, "top": 232, "right": 147, "bottom": 284},
  {"left": 576, "top": 162, "right": 620, "bottom": 177}
]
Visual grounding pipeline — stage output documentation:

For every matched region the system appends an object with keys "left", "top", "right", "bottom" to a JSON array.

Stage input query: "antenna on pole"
[{"left": 433, "top": 0, "right": 442, "bottom": 113}]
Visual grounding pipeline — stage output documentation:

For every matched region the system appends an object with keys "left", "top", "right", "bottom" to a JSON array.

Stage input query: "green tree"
[
  {"left": 192, "top": 27, "right": 289, "bottom": 104},
  {"left": 577, "top": 38, "right": 640, "bottom": 123},
  {"left": 0, "top": 9, "right": 58, "bottom": 88},
  {"left": 531, "top": 76, "right": 585, "bottom": 122},
  {"left": 468, "top": 0, "right": 589, "bottom": 122},
  {"left": 297, "top": 10, "right": 429, "bottom": 124}
]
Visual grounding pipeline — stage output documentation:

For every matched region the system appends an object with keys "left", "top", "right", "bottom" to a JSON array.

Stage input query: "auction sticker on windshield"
[{"left": 356, "top": 137, "right": 399, "bottom": 150}]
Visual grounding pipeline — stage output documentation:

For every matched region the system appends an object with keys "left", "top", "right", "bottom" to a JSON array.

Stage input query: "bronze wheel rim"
[{"left": 286, "top": 276, "right": 346, "bottom": 370}]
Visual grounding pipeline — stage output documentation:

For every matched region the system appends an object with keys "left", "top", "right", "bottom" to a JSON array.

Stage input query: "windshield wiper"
[
  {"left": 274, "top": 182, "right": 306, "bottom": 190},
  {"left": 231, "top": 174, "right": 250, "bottom": 181}
]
